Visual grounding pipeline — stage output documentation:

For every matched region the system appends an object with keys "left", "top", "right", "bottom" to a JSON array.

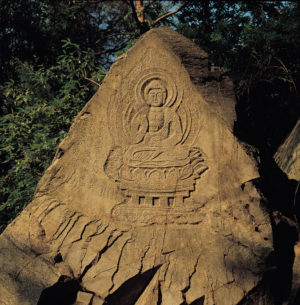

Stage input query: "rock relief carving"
[{"left": 104, "top": 70, "right": 208, "bottom": 222}]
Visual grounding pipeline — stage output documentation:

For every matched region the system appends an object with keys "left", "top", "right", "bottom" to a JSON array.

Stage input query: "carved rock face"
[{"left": 0, "top": 28, "right": 273, "bottom": 305}]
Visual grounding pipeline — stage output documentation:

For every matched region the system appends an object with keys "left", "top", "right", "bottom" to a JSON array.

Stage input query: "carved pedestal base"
[
  {"left": 111, "top": 202, "right": 206, "bottom": 225},
  {"left": 126, "top": 195, "right": 185, "bottom": 208}
]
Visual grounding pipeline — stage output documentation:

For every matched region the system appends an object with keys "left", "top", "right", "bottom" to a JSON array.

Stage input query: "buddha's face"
[{"left": 146, "top": 81, "right": 166, "bottom": 107}]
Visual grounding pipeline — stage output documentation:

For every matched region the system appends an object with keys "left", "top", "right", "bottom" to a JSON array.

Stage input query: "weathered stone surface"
[
  {"left": 274, "top": 119, "right": 300, "bottom": 181},
  {"left": 274, "top": 120, "right": 300, "bottom": 305},
  {"left": 0, "top": 27, "right": 273, "bottom": 305}
]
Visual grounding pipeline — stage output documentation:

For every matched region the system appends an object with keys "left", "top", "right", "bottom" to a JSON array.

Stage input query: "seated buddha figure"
[
  {"left": 104, "top": 77, "right": 207, "bottom": 207},
  {"left": 123, "top": 79, "right": 189, "bottom": 168}
]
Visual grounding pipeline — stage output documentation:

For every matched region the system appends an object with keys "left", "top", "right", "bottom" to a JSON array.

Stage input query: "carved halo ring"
[{"left": 134, "top": 70, "right": 182, "bottom": 108}]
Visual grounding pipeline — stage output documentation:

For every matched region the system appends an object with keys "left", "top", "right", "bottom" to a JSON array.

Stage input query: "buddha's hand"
[
  {"left": 124, "top": 104, "right": 148, "bottom": 144},
  {"left": 145, "top": 135, "right": 161, "bottom": 146}
]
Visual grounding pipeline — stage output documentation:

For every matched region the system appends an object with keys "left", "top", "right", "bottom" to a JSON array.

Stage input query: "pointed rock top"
[{"left": 0, "top": 27, "right": 272, "bottom": 305}]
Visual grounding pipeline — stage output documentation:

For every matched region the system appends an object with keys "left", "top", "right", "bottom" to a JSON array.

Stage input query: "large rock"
[
  {"left": 274, "top": 120, "right": 300, "bottom": 305},
  {"left": 0, "top": 27, "right": 273, "bottom": 305},
  {"left": 274, "top": 119, "right": 300, "bottom": 181}
]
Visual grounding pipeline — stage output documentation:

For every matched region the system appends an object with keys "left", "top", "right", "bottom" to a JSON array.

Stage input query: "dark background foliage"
[{"left": 0, "top": 0, "right": 299, "bottom": 232}]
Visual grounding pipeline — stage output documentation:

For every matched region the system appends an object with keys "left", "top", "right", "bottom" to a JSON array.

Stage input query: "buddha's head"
[{"left": 145, "top": 79, "right": 167, "bottom": 107}]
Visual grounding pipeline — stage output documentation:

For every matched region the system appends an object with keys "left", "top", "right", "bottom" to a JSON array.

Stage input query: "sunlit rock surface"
[{"left": 0, "top": 27, "right": 274, "bottom": 305}]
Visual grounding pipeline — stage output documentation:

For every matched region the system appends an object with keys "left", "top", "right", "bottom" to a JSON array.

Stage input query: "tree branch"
[
  {"left": 151, "top": 0, "right": 188, "bottom": 27},
  {"left": 128, "top": 0, "right": 142, "bottom": 28},
  {"left": 274, "top": 57, "right": 297, "bottom": 93},
  {"left": 83, "top": 69, "right": 101, "bottom": 87},
  {"left": 136, "top": 0, "right": 144, "bottom": 23}
]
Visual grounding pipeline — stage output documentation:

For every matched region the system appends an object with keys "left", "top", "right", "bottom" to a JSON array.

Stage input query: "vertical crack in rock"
[
  {"left": 94, "top": 229, "right": 124, "bottom": 264},
  {"left": 71, "top": 220, "right": 100, "bottom": 245},
  {"left": 59, "top": 219, "right": 100, "bottom": 267},
  {"left": 89, "top": 222, "right": 108, "bottom": 238},
  {"left": 88, "top": 296, "right": 95, "bottom": 305},
  {"left": 57, "top": 214, "right": 83, "bottom": 250},
  {"left": 37, "top": 200, "right": 61, "bottom": 223},
  {"left": 157, "top": 280, "right": 162, "bottom": 305},
  {"left": 80, "top": 229, "right": 123, "bottom": 280},
  {"left": 108, "top": 237, "right": 132, "bottom": 293},
  {"left": 181, "top": 255, "right": 201, "bottom": 303},
  {"left": 103, "top": 265, "right": 162, "bottom": 305},
  {"left": 159, "top": 224, "right": 173, "bottom": 289},
  {"left": 49, "top": 211, "right": 77, "bottom": 241},
  {"left": 163, "top": 257, "right": 171, "bottom": 288},
  {"left": 223, "top": 242, "right": 234, "bottom": 283},
  {"left": 14, "top": 260, "right": 32, "bottom": 282},
  {"left": 139, "top": 245, "right": 151, "bottom": 274},
  {"left": 205, "top": 271, "right": 217, "bottom": 305},
  {"left": 78, "top": 222, "right": 109, "bottom": 273}
]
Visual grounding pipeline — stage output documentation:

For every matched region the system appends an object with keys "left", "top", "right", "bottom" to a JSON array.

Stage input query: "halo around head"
[{"left": 134, "top": 70, "right": 180, "bottom": 108}]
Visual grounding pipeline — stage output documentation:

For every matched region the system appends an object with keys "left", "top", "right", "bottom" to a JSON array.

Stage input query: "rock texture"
[
  {"left": 0, "top": 27, "right": 274, "bottom": 305},
  {"left": 274, "top": 119, "right": 300, "bottom": 181},
  {"left": 274, "top": 120, "right": 300, "bottom": 305}
]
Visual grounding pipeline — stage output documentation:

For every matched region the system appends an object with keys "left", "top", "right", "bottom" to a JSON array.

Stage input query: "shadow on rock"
[{"left": 37, "top": 276, "right": 80, "bottom": 305}]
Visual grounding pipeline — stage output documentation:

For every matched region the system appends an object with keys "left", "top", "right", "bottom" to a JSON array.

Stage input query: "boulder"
[
  {"left": 274, "top": 119, "right": 300, "bottom": 181},
  {"left": 0, "top": 27, "right": 273, "bottom": 305}
]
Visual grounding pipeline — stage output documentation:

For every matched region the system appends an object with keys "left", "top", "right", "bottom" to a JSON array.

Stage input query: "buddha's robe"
[{"left": 124, "top": 106, "right": 189, "bottom": 168}]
